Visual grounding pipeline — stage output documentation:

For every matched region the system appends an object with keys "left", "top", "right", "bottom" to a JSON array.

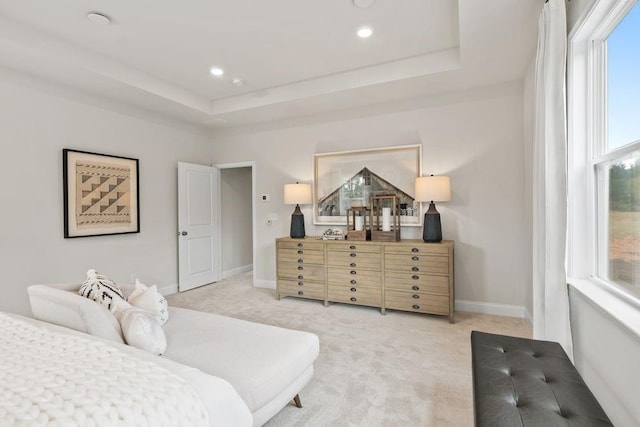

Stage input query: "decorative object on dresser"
[
  {"left": 284, "top": 182, "right": 312, "bottom": 238},
  {"left": 276, "top": 237, "right": 455, "bottom": 322},
  {"left": 369, "top": 194, "right": 400, "bottom": 241},
  {"left": 63, "top": 149, "right": 139, "bottom": 238},
  {"left": 346, "top": 206, "right": 369, "bottom": 240},
  {"left": 414, "top": 175, "right": 451, "bottom": 242}
]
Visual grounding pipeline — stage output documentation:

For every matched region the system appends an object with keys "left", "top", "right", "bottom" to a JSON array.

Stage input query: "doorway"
[{"left": 217, "top": 162, "right": 255, "bottom": 283}]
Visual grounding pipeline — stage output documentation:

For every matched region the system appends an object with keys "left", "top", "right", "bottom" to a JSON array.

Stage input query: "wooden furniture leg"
[{"left": 293, "top": 394, "right": 302, "bottom": 408}]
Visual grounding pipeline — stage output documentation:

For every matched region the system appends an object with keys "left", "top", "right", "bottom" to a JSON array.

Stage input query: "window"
[{"left": 590, "top": 1, "right": 640, "bottom": 294}]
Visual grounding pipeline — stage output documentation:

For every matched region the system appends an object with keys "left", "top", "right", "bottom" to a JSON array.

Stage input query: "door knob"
[{"left": 180, "top": 231, "right": 188, "bottom": 236}]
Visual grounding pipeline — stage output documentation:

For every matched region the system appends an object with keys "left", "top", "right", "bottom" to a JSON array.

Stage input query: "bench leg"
[{"left": 293, "top": 394, "right": 302, "bottom": 408}]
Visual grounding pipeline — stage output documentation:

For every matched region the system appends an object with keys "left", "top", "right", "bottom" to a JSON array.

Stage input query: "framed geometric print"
[{"left": 63, "top": 149, "right": 140, "bottom": 238}]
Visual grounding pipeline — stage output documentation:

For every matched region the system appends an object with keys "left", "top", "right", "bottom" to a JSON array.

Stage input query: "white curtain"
[{"left": 533, "top": 0, "right": 573, "bottom": 357}]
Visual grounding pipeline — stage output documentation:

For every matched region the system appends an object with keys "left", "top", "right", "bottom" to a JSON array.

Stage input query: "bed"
[{"left": 0, "top": 311, "right": 253, "bottom": 426}]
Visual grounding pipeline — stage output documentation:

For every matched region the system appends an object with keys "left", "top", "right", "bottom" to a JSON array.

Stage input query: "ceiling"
[{"left": 0, "top": 0, "right": 542, "bottom": 128}]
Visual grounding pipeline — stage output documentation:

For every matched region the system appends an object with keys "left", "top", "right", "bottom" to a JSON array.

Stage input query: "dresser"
[{"left": 276, "top": 237, "right": 455, "bottom": 322}]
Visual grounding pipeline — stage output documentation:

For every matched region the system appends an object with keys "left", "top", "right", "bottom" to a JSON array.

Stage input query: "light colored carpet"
[{"left": 167, "top": 272, "right": 532, "bottom": 427}]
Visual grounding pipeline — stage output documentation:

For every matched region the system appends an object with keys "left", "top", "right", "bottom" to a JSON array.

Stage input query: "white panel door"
[{"left": 178, "top": 162, "right": 220, "bottom": 291}]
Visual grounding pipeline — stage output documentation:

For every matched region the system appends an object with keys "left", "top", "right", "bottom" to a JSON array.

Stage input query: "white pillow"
[
  {"left": 110, "top": 297, "right": 167, "bottom": 355},
  {"left": 128, "top": 279, "right": 169, "bottom": 325},
  {"left": 78, "top": 269, "right": 125, "bottom": 310}
]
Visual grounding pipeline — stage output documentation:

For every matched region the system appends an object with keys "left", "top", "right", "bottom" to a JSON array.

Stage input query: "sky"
[{"left": 607, "top": 2, "right": 640, "bottom": 150}]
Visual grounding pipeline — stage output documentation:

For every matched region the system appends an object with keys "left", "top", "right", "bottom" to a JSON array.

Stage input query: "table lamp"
[
  {"left": 284, "top": 182, "right": 312, "bottom": 238},
  {"left": 414, "top": 175, "right": 451, "bottom": 242}
]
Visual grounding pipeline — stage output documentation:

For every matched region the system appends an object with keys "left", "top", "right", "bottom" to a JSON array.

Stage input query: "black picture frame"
[{"left": 63, "top": 149, "right": 140, "bottom": 238}]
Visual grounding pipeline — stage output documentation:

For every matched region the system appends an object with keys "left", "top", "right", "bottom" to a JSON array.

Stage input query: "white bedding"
[{"left": 0, "top": 313, "right": 253, "bottom": 427}]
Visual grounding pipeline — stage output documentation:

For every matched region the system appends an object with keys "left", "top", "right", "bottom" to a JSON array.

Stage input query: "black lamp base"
[
  {"left": 423, "top": 202, "right": 442, "bottom": 243},
  {"left": 290, "top": 204, "right": 306, "bottom": 238}
]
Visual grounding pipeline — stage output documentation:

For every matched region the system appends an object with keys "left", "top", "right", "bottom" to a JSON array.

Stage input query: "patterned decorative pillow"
[
  {"left": 127, "top": 279, "right": 169, "bottom": 325},
  {"left": 79, "top": 269, "right": 125, "bottom": 310}
]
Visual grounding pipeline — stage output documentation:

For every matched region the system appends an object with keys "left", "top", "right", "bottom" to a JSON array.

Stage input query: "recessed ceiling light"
[
  {"left": 232, "top": 78, "right": 245, "bottom": 87},
  {"left": 210, "top": 67, "right": 224, "bottom": 77},
  {"left": 357, "top": 26, "right": 373, "bottom": 39},
  {"left": 87, "top": 12, "right": 111, "bottom": 25}
]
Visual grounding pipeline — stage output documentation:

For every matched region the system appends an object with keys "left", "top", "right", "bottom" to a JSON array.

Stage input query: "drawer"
[
  {"left": 327, "top": 267, "right": 381, "bottom": 285},
  {"left": 278, "top": 279, "right": 325, "bottom": 300},
  {"left": 384, "top": 271, "right": 449, "bottom": 294},
  {"left": 278, "top": 263, "right": 325, "bottom": 282},
  {"left": 328, "top": 284, "right": 381, "bottom": 300},
  {"left": 384, "top": 243, "right": 450, "bottom": 256},
  {"left": 278, "top": 248, "right": 325, "bottom": 265},
  {"left": 277, "top": 240, "right": 325, "bottom": 251},
  {"left": 384, "top": 253, "right": 449, "bottom": 275},
  {"left": 384, "top": 290, "right": 450, "bottom": 315},
  {"left": 327, "top": 250, "right": 381, "bottom": 270},
  {"left": 326, "top": 242, "right": 381, "bottom": 253},
  {"left": 328, "top": 289, "right": 381, "bottom": 307}
]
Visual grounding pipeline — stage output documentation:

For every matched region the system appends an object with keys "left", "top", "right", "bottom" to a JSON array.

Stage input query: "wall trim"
[
  {"left": 158, "top": 283, "right": 178, "bottom": 296},
  {"left": 524, "top": 308, "right": 533, "bottom": 326},
  {"left": 222, "top": 264, "right": 253, "bottom": 280},
  {"left": 455, "top": 299, "right": 526, "bottom": 318},
  {"left": 255, "top": 279, "right": 276, "bottom": 289}
]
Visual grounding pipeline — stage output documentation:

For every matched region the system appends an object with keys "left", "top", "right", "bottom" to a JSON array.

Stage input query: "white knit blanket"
[{"left": 0, "top": 313, "right": 210, "bottom": 426}]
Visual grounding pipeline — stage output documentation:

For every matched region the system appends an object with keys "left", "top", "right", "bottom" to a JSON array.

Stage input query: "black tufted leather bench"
[{"left": 471, "top": 331, "right": 613, "bottom": 426}]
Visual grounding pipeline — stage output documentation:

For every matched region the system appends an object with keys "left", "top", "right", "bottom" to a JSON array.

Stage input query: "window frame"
[{"left": 567, "top": 0, "right": 640, "bottom": 303}]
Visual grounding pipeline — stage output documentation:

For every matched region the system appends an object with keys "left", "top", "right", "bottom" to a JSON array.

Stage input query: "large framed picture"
[
  {"left": 63, "top": 149, "right": 140, "bottom": 238},
  {"left": 314, "top": 144, "right": 422, "bottom": 226}
]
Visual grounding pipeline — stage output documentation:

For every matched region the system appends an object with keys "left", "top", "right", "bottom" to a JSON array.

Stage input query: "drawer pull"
[
  {"left": 412, "top": 304, "right": 420, "bottom": 309},
  {"left": 298, "top": 266, "right": 304, "bottom": 270},
  {"left": 297, "top": 259, "right": 303, "bottom": 263},
  {"left": 350, "top": 253, "right": 357, "bottom": 257},
  {"left": 298, "top": 291, "right": 304, "bottom": 296},
  {"left": 412, "top": 275, "right": 419, "bottom": 280},
  {"left": 297, "top": 275, "right": 303, "bottom": 280},
  {"left": 350, "top": 280, "right": 357, "bottom": 284},
  {"left": 412, "top": 294, "right": 420, "bottom": 299},
  {"left": 411, "top": 256, "right": 419, "bottom": 261},
  {"left": 298, "top": 282, "right": 304, "bottom": 286},
  {"left": 350, "top": 262, "right": 356, "bottom": 267},
  {"left": 411, "top": 248, "right": 419, "bottom": 253},
  {"left": 297, "top": 243, "right": 303, "bottom": 247},
  {"left": 412, "top": 267, "right": 419, "bottom": 272},
  {"left": 350, "top": 297, "right": 357, "bottom": 302},
  {"left": 350, "top": 270, "right": 357, "bottom": 275},
  {"left": 297, "top": 250, "right": 303, "bottom": 254},
  {"left": 350, "top": 287, "right": 357, "bottom": 292},
  {"left": 412, "top": 285, "right": 420, "bottom": 291},
  {"left": 349, "top": 245, "right": 356, "bottom": 250}
]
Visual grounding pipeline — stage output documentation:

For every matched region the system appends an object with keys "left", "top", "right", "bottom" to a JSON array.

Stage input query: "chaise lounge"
[{"left": 27, "top": 283, "right": 320, "bottom": 427}]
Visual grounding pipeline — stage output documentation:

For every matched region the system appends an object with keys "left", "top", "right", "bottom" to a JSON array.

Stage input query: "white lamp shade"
[
  {"left": 415, "top": 176, "right": 451, "bottom": 202},
  {"left": 284, "top": 183, "right": 312, "bottom": 205}
]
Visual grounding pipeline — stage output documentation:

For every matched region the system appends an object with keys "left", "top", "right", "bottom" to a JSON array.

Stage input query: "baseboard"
[
  {"left": 255, "top": 279, "right": 276, "bottom": 289},
  {"left": 222, "top": 264, "right": 253, "bottom": 279},
  {"left": 455, "top": 300, "right": 526, "bottom": 318},
  {"left": 158, "top": 283, "right": 178, "bottom": 296},
  {"left": 524, "top": 308, "right": 533, "bottom": 325}
]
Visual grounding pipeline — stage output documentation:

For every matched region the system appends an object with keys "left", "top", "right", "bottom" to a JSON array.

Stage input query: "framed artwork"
[
  {"left": 63, "top": 149, "right": 140, "bottom": 238},
  {"left": 314, "top": 144, "right": 422, "bottom": 226}
]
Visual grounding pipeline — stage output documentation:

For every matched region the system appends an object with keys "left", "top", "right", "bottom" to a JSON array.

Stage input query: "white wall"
[
  {"left": 220, "top": 167, "right": 253, "bottom": 277},
  {"left": 210, "top": 82, "right": 528, "bottom": 312},
  {"left": 0, "top": 73, "right": 210, "bottom": 316},
  {"left": 569, "top": 287, "right": 640, "bottom": 426}
]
